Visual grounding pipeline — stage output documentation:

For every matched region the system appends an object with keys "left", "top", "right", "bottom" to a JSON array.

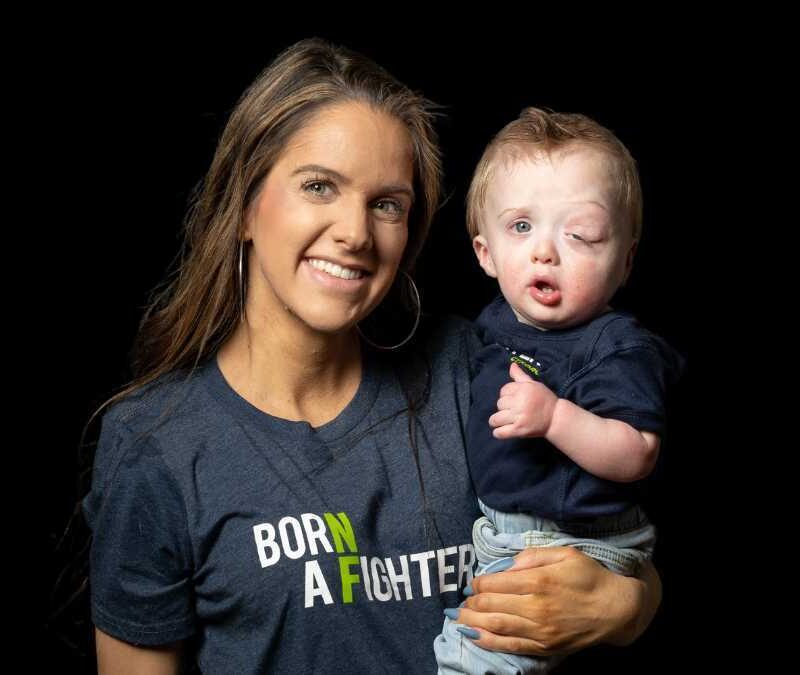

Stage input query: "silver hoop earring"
[
  {"left": 357, "top": 270, "right": 421, "bottom": 351},
  {"left": 238, "top": 240, "right": 247, "bottom": 323}
]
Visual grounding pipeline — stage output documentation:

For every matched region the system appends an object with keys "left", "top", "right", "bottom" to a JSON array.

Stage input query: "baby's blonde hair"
[{"left": 466, "top": 107, "right": 642, "bottom": 240}]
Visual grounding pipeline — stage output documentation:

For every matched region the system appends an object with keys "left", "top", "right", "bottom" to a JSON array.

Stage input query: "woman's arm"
[
  {"left": 95, "top": 628, "right": 184, "bottom": 675},
  {"left": 451, "top": 547, "right": 661, "bottom": 656}
]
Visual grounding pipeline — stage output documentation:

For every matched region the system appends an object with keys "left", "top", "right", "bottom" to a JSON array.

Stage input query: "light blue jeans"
[{"left": 433, "top": 500, "right": 656, "bottom": 674}]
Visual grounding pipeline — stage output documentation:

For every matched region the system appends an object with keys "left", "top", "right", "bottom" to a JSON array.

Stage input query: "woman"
[{"left": 82, "top": 38, "right": 660, "bottom": 673}]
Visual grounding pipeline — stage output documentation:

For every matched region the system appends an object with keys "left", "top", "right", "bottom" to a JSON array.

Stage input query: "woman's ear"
[
  {"left": 243, "top": 205, "right": 255, "bottom": 243},
  {"left": 473, "top": 235, "right": 497, "bottom": 278}
]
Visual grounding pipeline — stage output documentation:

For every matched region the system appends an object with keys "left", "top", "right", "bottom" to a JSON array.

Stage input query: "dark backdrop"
[{"left": 40, "top": 26, "right": 729, "bottom": 673}]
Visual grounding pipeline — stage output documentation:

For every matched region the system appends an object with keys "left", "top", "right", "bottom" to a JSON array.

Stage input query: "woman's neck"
[{"left": 216, "top": 308, "right": 363, "bottom": 427}]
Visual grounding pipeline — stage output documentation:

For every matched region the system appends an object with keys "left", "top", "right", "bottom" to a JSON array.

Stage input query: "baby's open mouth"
[
  {"left": 535, "top": 280, "right": 556, "bottom": 294},
  {"left": 528, "top": 277, "right": 561, "bottom": 306}
]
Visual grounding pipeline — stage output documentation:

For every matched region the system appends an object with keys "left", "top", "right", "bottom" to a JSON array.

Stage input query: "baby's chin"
[
  {"left": 511, "top": 305, "right": 602, "bottom": 332},
  {"left": 511, "top": 307, "right": 555, "bottom": 331}
]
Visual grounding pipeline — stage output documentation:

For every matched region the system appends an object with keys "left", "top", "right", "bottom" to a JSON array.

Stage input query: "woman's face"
[{"left": 244, "top": 101, "right": 415, "bottom": 336}]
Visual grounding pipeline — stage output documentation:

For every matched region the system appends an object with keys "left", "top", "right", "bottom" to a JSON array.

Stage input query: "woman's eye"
[
  {"left": 303, "top": 179, "right": 333, "bottom": 196},
  {"left": 568, "top": 232, "right": 585, "bottom": 241},
  {"left": 374, "top": 199, "right": 405, "bottom": 217},
  {"left": 513, "top": 221, "right": 532, "bottom": 233}
]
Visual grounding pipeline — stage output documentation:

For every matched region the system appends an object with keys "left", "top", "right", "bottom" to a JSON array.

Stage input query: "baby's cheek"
[
  {"left": 498, "top": 261, "right": 525, "bottom": 292},
  {"left": 507, "top": 265, "right": 527, "bottom": 288},
  {"left": 570, "top": 266, "right": 608, "bottom": 308}
]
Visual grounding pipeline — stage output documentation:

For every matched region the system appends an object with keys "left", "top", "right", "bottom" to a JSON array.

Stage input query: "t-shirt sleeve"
[
  {"left": 81, "top": 413, "right": 196, "bottom": 646},
  {"left": 565, "top": 341, "right": 681, "bottom": 436}
]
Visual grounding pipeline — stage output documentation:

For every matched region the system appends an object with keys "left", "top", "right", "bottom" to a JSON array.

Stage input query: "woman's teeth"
[{"left": 308, "top": 258, "right": 365, "bottom": 280}]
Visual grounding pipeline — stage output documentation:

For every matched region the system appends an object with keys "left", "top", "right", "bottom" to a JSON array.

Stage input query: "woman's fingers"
[
  {"left": 447, "top": 547, "right": 620, "bottom": 655},
  {"left": 470, "top": 547, "right": 578, "bottom": 595},
  {"left": 449, "top": 605, "right": 558, "bottom": 657},
  {"left": 462, "top": 590, "right": 529, "bottom": 615}
]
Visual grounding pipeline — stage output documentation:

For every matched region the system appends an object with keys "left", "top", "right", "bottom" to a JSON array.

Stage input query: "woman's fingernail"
[
  {"left": 443, "top": 608, "right": 459, "bottom": 620},
  {"left": 456, "top": 627, "right": 480, "bottom": 640},
  {"left": 463, "top": 584, "right": 474, "bottom": 596},
  {"left": 488, "top": 557, "right": 515, "bottom": 573}
]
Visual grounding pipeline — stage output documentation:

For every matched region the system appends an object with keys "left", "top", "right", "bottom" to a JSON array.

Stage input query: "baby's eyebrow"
[
  {"left": 567, "top": 199, "right": 610, "bottom": 212},
  {"left": 496, "top": 206, "right": 527, "bottom": 219}
]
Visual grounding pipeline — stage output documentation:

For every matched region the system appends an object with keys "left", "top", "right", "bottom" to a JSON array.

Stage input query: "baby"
[{"left": 434, "top": 107, "right": 684, "bottom": 674}]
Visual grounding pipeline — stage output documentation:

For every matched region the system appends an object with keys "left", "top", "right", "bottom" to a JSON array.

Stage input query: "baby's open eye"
[
  {"left": 567, "top": 232, "right": 585, "bottom": 241},
  {"left": 512, "top": 221, "right": 532, "bottom": 233}
]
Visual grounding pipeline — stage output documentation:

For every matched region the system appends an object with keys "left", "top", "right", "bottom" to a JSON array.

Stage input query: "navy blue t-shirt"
[
  {"left": 82, "top": 317, "right": 481, "bottom": 673},
  {"left": 467, "top": 296, "right": 684, "bottom": 521}
]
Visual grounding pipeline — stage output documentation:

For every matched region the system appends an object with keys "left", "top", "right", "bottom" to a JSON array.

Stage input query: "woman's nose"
[{"left": 332, "top": 202, "right": 373, "bottom": 252}]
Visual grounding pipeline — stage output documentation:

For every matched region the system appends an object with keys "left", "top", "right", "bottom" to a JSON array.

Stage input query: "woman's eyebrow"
[
  {"left": 292, "top": 164, "right": 349, "bottom": 183},
  {"left": 292, "top": 163, "right": 414, "bottom": 201}
]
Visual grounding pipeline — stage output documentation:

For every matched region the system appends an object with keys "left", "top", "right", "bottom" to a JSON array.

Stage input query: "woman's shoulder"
[
  {"left": 393, "top": 314, "right": 481, "bottom": 385},
  {"left": 420, "top": 314, "right": 477, "bottom": 344},
  {"left": 100, "top": 360, "right": 216, "bottom": 452},
  {"left": 415, "top": 314, "right": 479, "bottom": 358}
]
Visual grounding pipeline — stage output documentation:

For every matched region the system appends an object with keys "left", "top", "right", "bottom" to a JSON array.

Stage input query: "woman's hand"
[{"left": 452, "top": 546, "right": 660, "bottom": 657}]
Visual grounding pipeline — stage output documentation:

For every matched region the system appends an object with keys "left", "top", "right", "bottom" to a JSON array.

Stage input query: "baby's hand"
[{"left": 489, "top": 363, "right": 559, "bottom": 439}]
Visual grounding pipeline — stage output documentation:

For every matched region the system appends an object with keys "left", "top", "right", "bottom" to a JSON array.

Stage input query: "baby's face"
[{"left": 473, "top": 145, "right": 636, "bottom": 330}]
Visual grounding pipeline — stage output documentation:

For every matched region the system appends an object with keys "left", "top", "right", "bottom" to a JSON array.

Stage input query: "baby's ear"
[
  {"left": 622, "top": 239, "right": 638, "bottom": 285},
  {"left": 473, "top": 235, "right": 497, "bottom": 278}
]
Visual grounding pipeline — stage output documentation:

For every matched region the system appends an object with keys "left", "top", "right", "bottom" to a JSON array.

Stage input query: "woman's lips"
[{"left": 303, "top": 258, "right": 370, "bottom": 293}]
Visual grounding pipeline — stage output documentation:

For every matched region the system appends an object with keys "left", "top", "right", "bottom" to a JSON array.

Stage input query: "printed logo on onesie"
[{"left": 503, "top": 347, "right": 542, "bottom": 378}]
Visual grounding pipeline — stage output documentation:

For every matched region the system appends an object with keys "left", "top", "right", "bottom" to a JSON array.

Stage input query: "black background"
[{"left": 38, "top": 22, "right": 737, "bottom": 673}]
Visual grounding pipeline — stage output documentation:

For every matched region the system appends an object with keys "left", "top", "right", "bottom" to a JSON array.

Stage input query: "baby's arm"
[{"left": 489, "top": 363, "right": 659, "bottom": 482}]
